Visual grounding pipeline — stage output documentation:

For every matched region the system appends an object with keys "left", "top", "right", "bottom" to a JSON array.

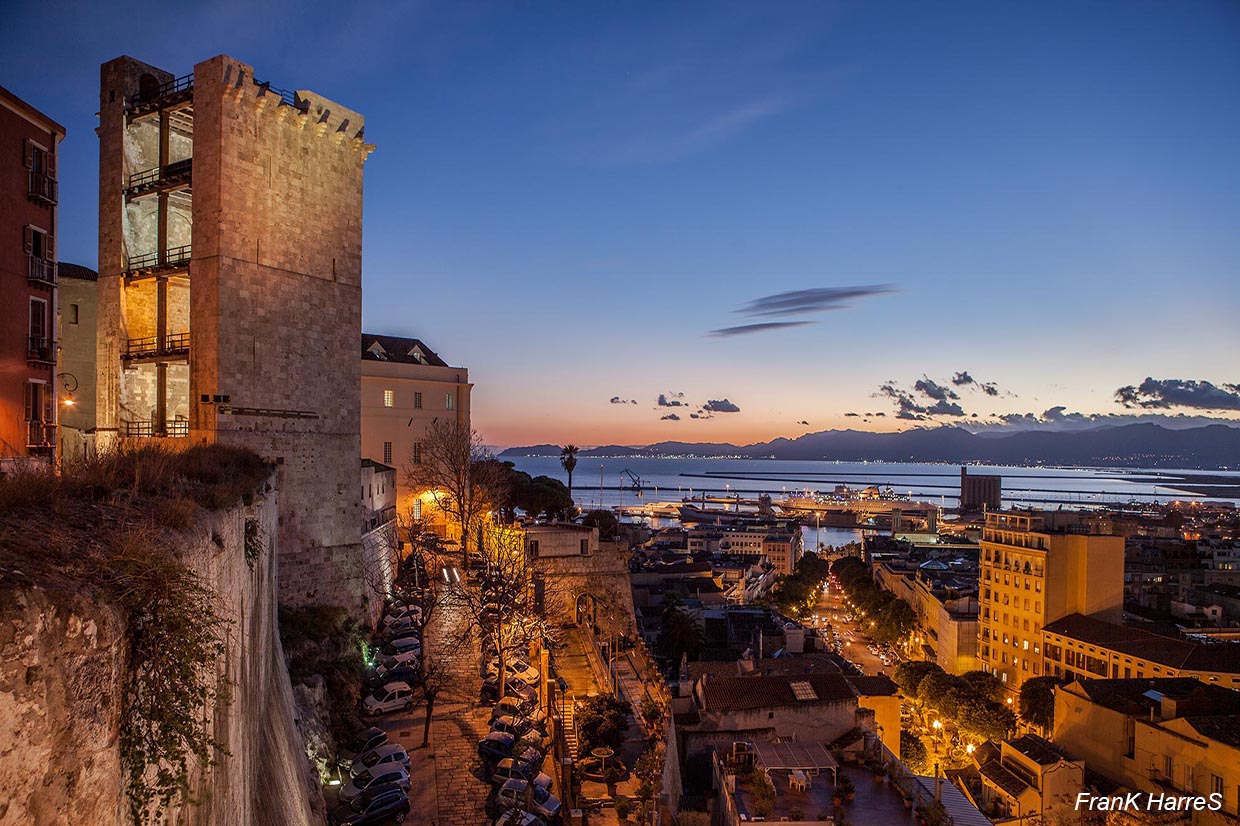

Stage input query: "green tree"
[
  {"left": 1019, "top": 676, "right": 1064, "bottom": 731},
  {"left": 959, "top": 699, "right": 1017, "bottom": 742},
  {"left": 583, "top": 508, "right": 620, "bottom": 540},
  {"left": 657, "top": 593, "right": 704, "bottom": 664},
  {"left": 900, "top": 730, "right": 930, "bottom": 774},
  {"left": 961, "top": 670, "right": 1005, "bottom": 703},
  {"left": 560, "top": 444, "right": 579, "bottom": 501},
  {"left": 893, "top": 661, "right": 944, "bottom": 696},
  {"left": 578, "top": 693, "right": 632, "bottom": 753}
]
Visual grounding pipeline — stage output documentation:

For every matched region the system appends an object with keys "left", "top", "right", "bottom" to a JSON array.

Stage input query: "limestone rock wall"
[{"left": 0, "top": 486, "right": 323, "bottom": 826}]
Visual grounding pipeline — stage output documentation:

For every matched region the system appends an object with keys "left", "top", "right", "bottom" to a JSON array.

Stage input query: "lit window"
[
  {"left": 446, "top": 393, "right": 454, "bottom": 411},
  {"left": 412, "top": 443, "right": 423, "bottom": 464},
  {"left": 414, "top": 391, "right": 423, "bottom": 409},
  {"left": 413, "top": 499, "right": 422, "bottom": 520},
  {"left": 383, "top": 389, "right": 394, "bottom": 407}
]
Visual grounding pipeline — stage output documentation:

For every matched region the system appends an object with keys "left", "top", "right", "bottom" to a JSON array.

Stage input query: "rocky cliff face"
[{"left": 0, "top": 481, "right": 324, "bottom": 826}]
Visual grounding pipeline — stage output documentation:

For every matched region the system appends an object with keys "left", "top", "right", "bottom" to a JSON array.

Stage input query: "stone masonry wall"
[{"left": 0, "top": 483, "right": 322, "bottom": 826}]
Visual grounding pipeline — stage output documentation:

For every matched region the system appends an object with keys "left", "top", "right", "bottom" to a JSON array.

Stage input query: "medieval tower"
[{"left": 96, "top": 54, "right": 375, "bottom": 612}]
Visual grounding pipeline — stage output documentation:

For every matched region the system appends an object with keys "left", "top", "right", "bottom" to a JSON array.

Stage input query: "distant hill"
[{"left": 498, "top": 424, "right": 1240, "bottom": 469}]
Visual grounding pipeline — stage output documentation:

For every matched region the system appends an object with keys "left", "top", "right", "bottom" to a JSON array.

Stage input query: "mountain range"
[{"left": 499, "top": 424, "right": 1240, "bottom": 469}]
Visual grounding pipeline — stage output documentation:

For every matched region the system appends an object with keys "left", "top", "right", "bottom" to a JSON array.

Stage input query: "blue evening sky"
[{"left": 3, "top": 1, "right": 1238, "bottom": 446}]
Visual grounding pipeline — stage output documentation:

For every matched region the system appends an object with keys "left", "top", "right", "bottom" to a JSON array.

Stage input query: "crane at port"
[{"left": 620, "top": 468, "right": 646, "bottom": 497}]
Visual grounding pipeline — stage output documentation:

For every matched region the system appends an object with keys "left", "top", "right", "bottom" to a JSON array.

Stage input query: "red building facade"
[{"left": 0, "top": 85, "right": 65, "bottom": 464}]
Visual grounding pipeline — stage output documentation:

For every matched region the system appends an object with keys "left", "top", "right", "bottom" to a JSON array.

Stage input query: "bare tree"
[{"left": 404, "top": 418, "right": 507, "bottom": 564}]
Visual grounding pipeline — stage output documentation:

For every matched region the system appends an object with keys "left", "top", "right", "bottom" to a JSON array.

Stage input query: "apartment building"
[
  {"left": 1054, "top": 677, "right": 1240, "bottom": 825},
  {"left": 977, "top": 511, "right": 1123, "bottom": 692},
  {"left": 359, "top": 332, "right": 471, "bottom": 519},
  {"left": 56, "top": 263, "right": 98, "bottom": 462},
  {"left": 1, "top": 85, "right": 65, "bottom": 464},
  {"left": 97, "top": 55, "right": 376, "bottom": 613}
]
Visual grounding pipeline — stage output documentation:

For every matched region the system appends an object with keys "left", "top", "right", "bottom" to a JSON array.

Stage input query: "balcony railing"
[
  {"left": 125, "top": 244, "right": 191, "bottom": 275},
  {"left": 27, "top": 336, "right": 55, "bottom": 363},
  {"left": 28, "top": 171, "right": 57, "bottom": 205},
  {"left": 125, "top": 420, "right": 189, "bottom": 438},
  {"left": 122, "top": 332, "right": 190, "bottom": 360},
  {"left": 28, "top": 256, "right": 57, "bottom": 288},
  {"left": 126, "top": 73, "right": 194, "bottom": 109},
  {"left": 25, "top": 420, "right": 56, "bottom": 450},
  {"left": 254, "top": 79, "right": 309, "bottom": 111},
  {"left": 126, "top": 158, "right": 193, "bottom": 194}
]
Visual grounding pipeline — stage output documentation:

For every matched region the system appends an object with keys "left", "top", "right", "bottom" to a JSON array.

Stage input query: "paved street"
[{"left": 813, "top": 581, "right": 899, "bottom": 676}]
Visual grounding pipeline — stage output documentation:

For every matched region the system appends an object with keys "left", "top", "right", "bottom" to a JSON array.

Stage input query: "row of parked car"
[{"left": 328, "top": 592, "right": 429, "bottom": 825}]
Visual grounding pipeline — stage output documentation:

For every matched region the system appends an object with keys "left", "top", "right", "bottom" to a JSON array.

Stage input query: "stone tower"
[{"left": 97, "top": 55, "right": 375, "bottom": 612}]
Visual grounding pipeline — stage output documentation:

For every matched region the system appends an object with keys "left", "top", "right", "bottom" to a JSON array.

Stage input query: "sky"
[{"left": 3, "top": 1, "right": 1239, "bottom": 448}]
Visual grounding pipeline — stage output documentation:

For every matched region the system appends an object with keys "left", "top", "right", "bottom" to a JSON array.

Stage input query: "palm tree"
[{"left": 560, "top": 444, "right": 579, "bottom": 504}]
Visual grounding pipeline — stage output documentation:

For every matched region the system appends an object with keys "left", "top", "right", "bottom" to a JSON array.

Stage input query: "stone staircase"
[{"left": 562, "top": 694, "right": 579, "bottom": 757}]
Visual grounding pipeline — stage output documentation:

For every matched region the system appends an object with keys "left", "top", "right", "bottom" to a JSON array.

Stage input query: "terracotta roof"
[
  {"left": 977, "top": 758, "right": 1029, "bottom": 800},
  {"left": 1006, "top": 734, "right": 1068, "bottom": 766},
  {"left": 1072, "top": 677, "right": 1240, "bottom": 717},
  {"left": 361, "top": 333, "right": 450, "bottom": 366},
  {"left": 1182, "top": 716, "right": 1240, "bottom": 749},
  {"left": 845, "top": 675, "right": 899, "bottom": 696},
  {"left": 699, "top": 673, "right": 855, "bottom": 712},
  {"left": 1043, "top": 613, "right": 1240, "bottom": 674},
  {"left": 57, "top": 262, "right": 97, "bottom": 281}
]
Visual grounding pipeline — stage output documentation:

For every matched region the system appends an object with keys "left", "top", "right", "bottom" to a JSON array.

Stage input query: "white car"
[
  {"left": 491, "top": 698, "right": 549, "bottom": 729},
  {"left": 378, "top": 637, "right": 422, "bottom": 658},
  {"left": 491, "top": 757, "right": 553, "bottom": 790},
  {"left": 378, "top": 649, "right": 421, "bottom": 670},
  {"left": 341, "top": 764, "right": 410, "bottom": 802},
  {"left": 497, "top": 778, "right": 562, "bottom": 820},
  {"left": 350, "top": 742, "right": 411, "bottom": 778},
  {"left": 383, "top": 605, "right": 422, "bottom": 627},
  {"left": 362, "top": 681, "right": 415, "bottom": 716},
  {"left": 490, "top": 659, "right": 540, "bottom": 688},
  {"left": 495, "top": 812, "right": 543, "bottom": 826}
]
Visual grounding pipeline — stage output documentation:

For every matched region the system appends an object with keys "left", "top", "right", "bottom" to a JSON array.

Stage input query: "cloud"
[
  {"left": 734, "top": 285, "right": 898, "bottom": 319},
  {"left": 702, "top": 399, "right": 741, "bottom": 414},
  {"left": 657, "top": 392, "right": 687, "bottom": 407},
  {"left": 610, "top": 396, "right": 637, "bottom": 405},
  {"left": 689, "top": 412, "right": 707, "bottom": 419},
  {"left": 914, "top": 377, "right": 959, "bottom": 402},
  {"left": 844, "top": 412, "right": 859, "bottom": 417},
  {"left": 975, "top": 408, "right": 1240, "bottom": 433},
  {"left": 926, "top": 399, "right": 966, "bottom": 417},
  {"left": 709, "top": 320, "right": 817, "bottom": 337},
  {"left": 952, "top": 370, "right": 1001, "bottom": 397},
  {"left": 877, "top": 381, "right": 966, "bottom": 420},
  {"left": 1115, "top": 378, "right": 1240, "bottom": 411},
  {"left": 798, "top": 420, "right": 810, "bottom": 425},
  {"left": 661, "top": 413, "right": 681, "bottom": 421}
]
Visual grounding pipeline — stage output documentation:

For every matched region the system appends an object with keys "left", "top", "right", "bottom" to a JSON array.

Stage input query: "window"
[
  {"left": 580, "top": 538, "right": 590, "bottom": 556},
  {"left": 412, "top": 442, "right": 423, "bottom": 464},
  {"left": 69, "top": 304, "right": 79, "bottom": 324},
  {"left": 528, "top": 540, "right": 540, "bottom": 558},
  {"left": 412, "top": 499, "right": 422, "bottom": 520},
  {"left": 383, "top": 441, "right": 392, "bottom": 464},
  {"left": 446, "top": 393, "right": 455, "bottom": 411},
  {"left": 24, "top": 381, "right": 50, "bottom": 423},
  {"left": 413, "top": 391, "right": 423, "bottom": 409},
  {"left": 24, "top": 140, "right": 55, "bottom": 177},
  {"left": 383, "top": 389, "right": 394, "bottom": 408}
]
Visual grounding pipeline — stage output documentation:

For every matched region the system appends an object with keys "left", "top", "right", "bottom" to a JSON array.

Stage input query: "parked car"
[
  {"left": 340, "top": 765, "right": 410, "bottom": 802},
  {"left": 361, "top": 681, "right": 415, "bottom": 716},
  {"left": 339, "top": 727, "right": 388, "bottom": 763},
  {"left": 382, "top": 605, "right": 423, "bottom": 627},
  {"left": 491, "top": 698, "right": 549, "bottom": 729},
  {"left": 367, "top": 665, "right": 421, "bottom": 690},
  {"left": 494, "top": 811, "right": 544, "bottom": 826},
  {"left": 514, "top": 729, "right": 553, "bottom": 756},
  {"left": 380, "top": 627, "right": 422, "bottom": 645},
  {"left": 496, "top": 779, "right": 562, "bottom": 820},
  {"left": 481, "top": 677, "right": 537, "bottom": 704},
  {"left": 487, "top": 659, "right": 540, "bottom": 688},
  {"left": 350, "top": 743, "right": 411, "bottom": 778},
  {"left": 330, "top": 785, "right": 410, "bottom": 825},
  {"left": 379, "top": 637, "right": 423, "bottom": 658},
  {"left": 477, "top": 731, "right": 517, "bottom": 764},
  {"left": 377, "top": 649, "right": 421, "bottom": 670},
  {"left": 491, "top": 757, "right": 553, "bottom": 790},
  {"left": 491, "top": 715, "right": 546, "bottom": 740}
]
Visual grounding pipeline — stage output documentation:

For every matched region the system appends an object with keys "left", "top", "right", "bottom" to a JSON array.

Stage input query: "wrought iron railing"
[
  {"left": 125, "top": 244, "right": 192, "bottom": 273},
  {"left": 254, "top": 79, "right": 309, "bottom": 111},
  {"left": 127, "top": 73, "right": 194, "bottom": 108},
  {"left": 28, "top": 256, "right": 57, "bottom": 287},
  {"left": 122, "top": 332, "right": 190, "bottom": 359},
  {"left": 125, "top": 420, "right": 190, "bottom": 438},
  {"left": 28, "top": 170, "right": 57, "bottom": 205},
  {"left": 25, "top": 420, "right": 56, "bottom": 449},
  {"left": 127, "top": 158, "right": 193, "bottom": 191},
  {"left": 27, "top": 336, "right": 55, "bottom": 363}
]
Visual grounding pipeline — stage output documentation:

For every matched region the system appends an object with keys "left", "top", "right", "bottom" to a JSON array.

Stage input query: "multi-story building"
[
  {"left": 360, "top": 332, "right": 471, "bottom": 519},
  {"left": 977, "top": 511, "right": 1123, "bottom": 692},
  {"left": 687, "top": 525, "right": 802, "bottom": 575},
  {"left": 56, "top": 263, "right": 99, "bottom": 462},
  {"left": 969, "top": 734, "right": 1084, "bottom": 824},
  {"left": 1053, "top": 677, "right": 1240, "bottom": 824},
  {"left": 97, "top": 55, "right": 376, "bottom": 613},
  {"left": 959, "top": 466, "right": 1001, "bottom": 511},
  {"left": 1, "top": 85, "right": 65, "bottom": 465},
  {"left": 1042, "top": 612, "right": 1240, "bottom": 688}
]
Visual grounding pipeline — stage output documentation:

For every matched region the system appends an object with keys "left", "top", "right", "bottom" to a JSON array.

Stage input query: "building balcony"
[
  {"left": 28, "top": 256, "right": 57, "bottom": 288},
  {"left": 125, "top": 158, "right": 192, "bottom": 198},
  {"left": 125, "top": 420, "right": 189, "bottom": 438},
  {"left": 25, "top": 420, "right": 56, "bottom": 451},
  {"left": 121, "top": 332, "right": 190, "bottom": 362},
  {"left": 28, "top": 170, "right": 57, "bottom": 205},
  {"left": 126, "top": 73, "right": 194, "bottom": 114},
  {"left": 124, "top": 244, "right": 191, "bottom": 278},
  {"left": 27, "top": 336, "right": 56, "bottom": 364}
]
